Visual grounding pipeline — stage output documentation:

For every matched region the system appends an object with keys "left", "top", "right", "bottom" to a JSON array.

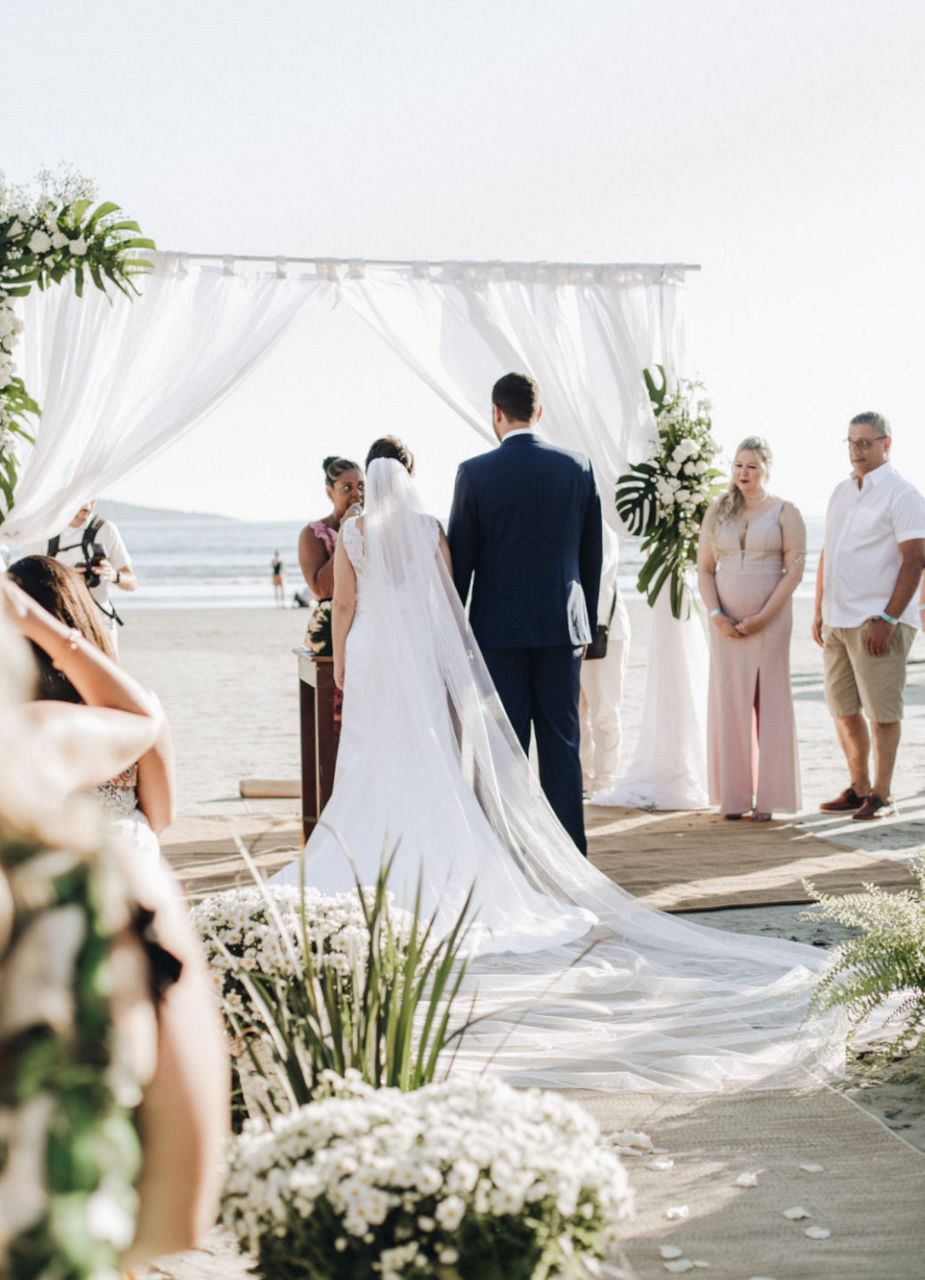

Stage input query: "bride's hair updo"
[
  {"left": 713, "top": 435, "right": 773, "bottom": 525},
  {"left": 323, "top": 455, "right": 361, "bottom": 487},
  {"left": 365, "top": 436, "right": 414, "bottom": 475}
]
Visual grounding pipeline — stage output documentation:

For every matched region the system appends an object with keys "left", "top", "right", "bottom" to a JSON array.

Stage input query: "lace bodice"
[
  {"left": 92, "top": 763, "right": 140, "bottom": 817},
  {"left": 342, "top": 514, "right": 440, "bottom": 580}
]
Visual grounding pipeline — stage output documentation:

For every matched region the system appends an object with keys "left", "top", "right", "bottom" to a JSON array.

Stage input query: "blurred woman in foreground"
[{"left": 0, "top": 576, "right": 228, "bottom": 1273}]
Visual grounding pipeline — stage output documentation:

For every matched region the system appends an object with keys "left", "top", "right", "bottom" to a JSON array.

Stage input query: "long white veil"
[{"left": 294, "top": 458, "right": 846, "bottom": 1091}]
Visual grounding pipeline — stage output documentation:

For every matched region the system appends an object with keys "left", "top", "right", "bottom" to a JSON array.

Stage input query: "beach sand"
[{"left": 119, "top": 597, "right": 925, "bottom": 1150}]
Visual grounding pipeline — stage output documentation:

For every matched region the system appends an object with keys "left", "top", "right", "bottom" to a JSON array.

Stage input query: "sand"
[{"left": 119, "top": 596, "right": 925, "bottom": 1152}]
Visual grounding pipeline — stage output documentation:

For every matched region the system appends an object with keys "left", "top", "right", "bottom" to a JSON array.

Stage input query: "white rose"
[
  {"left": 51, "top": 230, "right": 69, "bottom": 249},
  {"left": 70, "top": 236, "right": 89, "bottom": 256},
  {"left": 28, "top": 229, "right": 52, "bottom": 254},
  {"left": 8, "top": 219, "right": 23, "bottom": 238}
]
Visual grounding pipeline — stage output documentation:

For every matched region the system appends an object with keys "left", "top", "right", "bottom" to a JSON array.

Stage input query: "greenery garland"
[
  {"left": 0, "top": 166, "right": 154, "bottom": 523},
  {"left": 615, "top": 365, "right": 723, "bottom": 619}
]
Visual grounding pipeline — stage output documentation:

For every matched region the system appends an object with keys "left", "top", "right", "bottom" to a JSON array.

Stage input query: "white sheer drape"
[
  {"left": 3, "top": 251, "right": 707, "bottom": 809},
  {"left": 338, "top": 260, "right": 707, "bottom": 808},
  {"left": 340, "top": 261, "right": 686, "bottom": 525},
  {"left": 2, "top": 252, "right": 331, "bottom": 543}
]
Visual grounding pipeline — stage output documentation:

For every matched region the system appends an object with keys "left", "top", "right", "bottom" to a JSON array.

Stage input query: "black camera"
[{"left": 81, "top": 542, "right": 108, "bottom": 590}]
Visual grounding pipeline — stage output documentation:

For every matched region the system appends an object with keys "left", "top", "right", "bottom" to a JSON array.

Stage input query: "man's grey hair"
[{"left": 849, "top": 411, "right": 891, "bottom": 438}]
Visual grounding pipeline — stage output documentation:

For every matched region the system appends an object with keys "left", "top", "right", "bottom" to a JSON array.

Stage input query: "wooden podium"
[{"left": 296, "top": 648, "right": 343, "bottom": 841}]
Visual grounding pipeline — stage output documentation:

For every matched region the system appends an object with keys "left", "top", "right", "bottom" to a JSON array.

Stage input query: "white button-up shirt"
[{"left": 822, "top": 461, "right": 925, "bottom": 628}]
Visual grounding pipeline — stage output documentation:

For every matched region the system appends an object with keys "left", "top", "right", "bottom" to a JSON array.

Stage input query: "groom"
[{"left": 448, "top": 372, "right": 602, "bottom": 854}]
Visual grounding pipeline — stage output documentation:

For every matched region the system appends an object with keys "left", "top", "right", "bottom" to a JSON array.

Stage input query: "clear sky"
[{"left": 8, "top": 0, "right": 925, "bottom": 520}]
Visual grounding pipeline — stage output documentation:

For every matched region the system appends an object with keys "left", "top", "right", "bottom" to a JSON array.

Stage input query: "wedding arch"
[{"left": 3, "top": 250, "right": 708, "bottom": 809}]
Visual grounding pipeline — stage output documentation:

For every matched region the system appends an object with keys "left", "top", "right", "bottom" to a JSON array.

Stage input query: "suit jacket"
[{"left": 447, "top": 433, "right": 603, "bottom": 649}]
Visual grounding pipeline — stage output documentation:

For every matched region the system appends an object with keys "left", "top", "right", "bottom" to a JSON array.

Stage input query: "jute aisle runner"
[
  {"left": 160, "top": 806, "right": 919, "bottom": 911},
  {"left": 135, "top": 1087, "right": 925, "bottom": 1280}
]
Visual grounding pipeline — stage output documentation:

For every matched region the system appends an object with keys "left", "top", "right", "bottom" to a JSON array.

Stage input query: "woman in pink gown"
[{"left": 697, "top": 437, "right": 806, "bottom": 820}]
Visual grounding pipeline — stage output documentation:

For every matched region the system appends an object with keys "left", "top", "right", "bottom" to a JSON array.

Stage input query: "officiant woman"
[
  {"left": 697, "top": 437, "right": 805, "bottom": 821},
  {"left": 297, "top": 455, "right": 365, "bottom": 601}
]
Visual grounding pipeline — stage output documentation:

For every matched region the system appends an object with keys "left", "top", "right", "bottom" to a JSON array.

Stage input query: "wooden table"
[{"left": 296, "top": 648, "right": 342, "bottom": 842}]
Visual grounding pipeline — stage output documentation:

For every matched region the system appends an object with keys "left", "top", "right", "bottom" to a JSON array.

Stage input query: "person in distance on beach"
[
  {"left": 697, "top": 437, "right": 805, "bottom": 822},
  {"left": 814, "top": 412, "right": 925, "bottom": 820},
  {"left": 298, "top": 456, "right": 365, "bottom": 602}
]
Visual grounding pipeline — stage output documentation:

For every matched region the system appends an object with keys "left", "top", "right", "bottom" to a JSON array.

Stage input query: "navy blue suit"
[{"left": 447, "top": 432, "right": 603, "bottom": 853}]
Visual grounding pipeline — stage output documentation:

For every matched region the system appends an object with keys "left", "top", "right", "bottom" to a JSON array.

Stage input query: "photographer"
[{"left": 43, "top": 500, "right": 136, "bottom": 649}]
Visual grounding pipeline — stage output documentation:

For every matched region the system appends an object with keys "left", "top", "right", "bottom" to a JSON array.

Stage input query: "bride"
[{"left": 273, "top": 437, "right": 845, "bottom": 1092}]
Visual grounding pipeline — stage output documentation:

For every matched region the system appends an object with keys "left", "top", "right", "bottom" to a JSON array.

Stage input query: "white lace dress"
[
  {"left": 92, "top": 763, "right": 160, "bottom": 865},
  {"left": 271, "top": 460, "right": 847, "bottom": 1093}
]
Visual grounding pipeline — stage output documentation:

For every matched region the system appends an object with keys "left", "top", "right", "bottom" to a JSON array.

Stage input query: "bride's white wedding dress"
[{"left": 273, "top": 459, "right": 845, "bottom": 1092}]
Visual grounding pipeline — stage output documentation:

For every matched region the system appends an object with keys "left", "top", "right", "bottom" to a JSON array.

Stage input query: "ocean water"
[{"left": 18, "top": 510, "right": 826, "bottom": 611}]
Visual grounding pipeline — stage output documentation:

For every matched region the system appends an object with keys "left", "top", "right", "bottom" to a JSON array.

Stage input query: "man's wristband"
[
  {"left": 115, "top": 571, "right": 121, "bottom": 584},
  {"left": 879, "top": 611, "right": 897, "bottom": 625},
  {"left": 709, "top": 607, "right": 722, "bottom": 618}
]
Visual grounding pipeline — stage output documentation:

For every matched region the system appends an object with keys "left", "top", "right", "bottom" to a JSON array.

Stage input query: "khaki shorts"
[{"left": 823, "top": 621, "right": 915, "bottom": 723}]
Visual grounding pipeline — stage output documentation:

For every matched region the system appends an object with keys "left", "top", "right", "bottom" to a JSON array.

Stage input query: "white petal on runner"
[
  {"left": 734, "top": 1171, "right": 759, "bottom": 1187},
  {"left": 782, "top": 1206, "right": 813, "bottom": 1220},
  {"left": 799, "top": 1162, "right": 825, "bottom": 1173},
  {"left": 648, "top": 1156, "right": 675, "bottom": 1171},
  {"left": 805, "top": 1226, "right": 832, "bottom": 1240},
  {"left": 664, "top": 1262, "right": 695, "bottom": 1274},
  {"left": 660, "top": 1245, "right": 685, "bottom": 1259},
  {"left": 666, "top": 1205, "right": 690, "bottom": 1220},
  {"left": 692, "top": 1263, "right": 711, "bottom": 1269}
]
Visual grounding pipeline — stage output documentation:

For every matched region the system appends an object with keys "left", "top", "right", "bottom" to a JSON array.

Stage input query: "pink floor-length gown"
[{"left": 707, "top": 500, "right": 801, "bottom": 814}]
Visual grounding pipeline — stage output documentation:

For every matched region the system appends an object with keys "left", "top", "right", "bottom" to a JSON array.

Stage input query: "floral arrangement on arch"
[
  {"left": 615, "top": 365, "right": 722, "bottom": 619},
  {"left": 221, "top": 1070, "right": 633, "bottom": 1280},
  {"left": 0, "top": 165, "right": 153, "bottom": 521},
  {"left": 305, "top": 598, "right": 333, "bottom": 655}
]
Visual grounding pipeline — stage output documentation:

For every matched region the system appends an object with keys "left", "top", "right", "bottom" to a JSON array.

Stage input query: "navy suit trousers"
[{"left": 481, "top": 644, "right": 587, "bottom": 856}]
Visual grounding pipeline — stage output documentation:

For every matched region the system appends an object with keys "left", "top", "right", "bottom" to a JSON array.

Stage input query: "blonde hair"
[{"left": 713, "top": 436, "right": 773, "bottom": 525}]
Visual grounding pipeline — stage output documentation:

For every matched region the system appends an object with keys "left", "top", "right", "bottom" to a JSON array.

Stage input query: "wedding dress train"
[{"left": 272, "top": 459, "right": 845, "bottom": 1092}]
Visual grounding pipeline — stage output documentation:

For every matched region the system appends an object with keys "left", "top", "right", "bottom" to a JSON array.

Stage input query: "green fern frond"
[{"left": 803, "top": 861, "right": 925, "bottom": 1083}]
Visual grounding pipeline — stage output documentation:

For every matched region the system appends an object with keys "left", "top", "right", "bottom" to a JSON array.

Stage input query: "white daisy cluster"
[
  {"left": 222, "top": 1071, "right": 633, "bottom": 1280},
  {"left": 191, "top": 883, "right": 426, "bottom": 1020}
]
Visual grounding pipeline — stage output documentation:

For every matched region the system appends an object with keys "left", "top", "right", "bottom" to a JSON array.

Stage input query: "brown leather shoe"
[
  {"left": 852, "top": 793, "right": 890, "bottom": 821},
  {"left": 819, "top": 787, "right": 864, "bottom": 812}
]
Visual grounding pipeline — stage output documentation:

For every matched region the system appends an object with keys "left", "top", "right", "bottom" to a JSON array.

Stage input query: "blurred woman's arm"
[
  {"left": 3, "top": 578, "right": 162, "bottom": 791},
  {"left": 135, "top": 718, "right": 177, "bottom": 835},
  {"left": 119, "top": 860, "right": 229, "bottom": 1264}
]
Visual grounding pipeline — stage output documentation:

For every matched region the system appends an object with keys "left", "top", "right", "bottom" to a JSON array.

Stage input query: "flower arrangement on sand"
[
  {"left": 221, "top": 1070, "right": 633, "bottom": 1280},
  {"left": 615, "top": 365, "right": 722, "bottom": 618}
]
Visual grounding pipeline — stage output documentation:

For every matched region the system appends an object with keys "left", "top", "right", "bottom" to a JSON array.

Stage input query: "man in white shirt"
[
  {"left": 44, "top": 500, "right": 137, "bottom": 647},
  {"left": 812, "top": 413, "right": 925, "bottom": 819}
]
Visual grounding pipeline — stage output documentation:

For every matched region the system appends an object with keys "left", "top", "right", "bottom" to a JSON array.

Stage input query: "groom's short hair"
[{"left": 492, "top": 373, "right": 539, "bottom": 424}]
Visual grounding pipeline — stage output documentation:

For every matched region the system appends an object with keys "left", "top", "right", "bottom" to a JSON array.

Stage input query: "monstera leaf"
[{"left": 615, "top": 461, "right": 659, "bottom": 537}]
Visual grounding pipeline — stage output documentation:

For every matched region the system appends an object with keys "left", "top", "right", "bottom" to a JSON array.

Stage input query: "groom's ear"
[{"left": 535, "top": 404, "right": 543, "bottom": 424}]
